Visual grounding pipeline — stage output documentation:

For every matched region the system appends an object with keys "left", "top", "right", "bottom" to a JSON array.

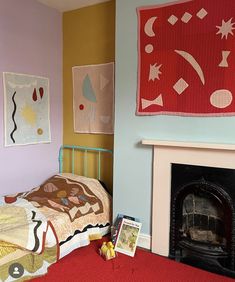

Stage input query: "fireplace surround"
[{"left": 142, "top": 140, "right": 235, "bottom": 277}]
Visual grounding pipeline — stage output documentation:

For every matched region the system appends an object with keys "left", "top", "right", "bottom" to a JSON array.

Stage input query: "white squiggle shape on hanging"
[{"left": 175, "top": 50, "right": 205, "bottom": 85}]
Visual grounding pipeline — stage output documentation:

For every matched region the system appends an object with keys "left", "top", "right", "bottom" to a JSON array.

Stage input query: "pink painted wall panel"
[{"left": 0, "top": 0, "right": 62, "bottom": 195}]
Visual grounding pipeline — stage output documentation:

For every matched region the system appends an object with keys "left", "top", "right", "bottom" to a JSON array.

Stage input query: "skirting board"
[{"left": 137, "top": 233, "right": 151, "bottom": 250}]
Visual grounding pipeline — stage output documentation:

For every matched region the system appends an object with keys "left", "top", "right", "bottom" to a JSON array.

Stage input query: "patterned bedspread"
[{"left": 0, "top": 173, "right": 111, "bottom": 281}]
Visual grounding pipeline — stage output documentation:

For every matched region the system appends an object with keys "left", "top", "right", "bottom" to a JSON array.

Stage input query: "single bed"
[{"left": 0, "top": 145, "right": 112, "bottom": 282}]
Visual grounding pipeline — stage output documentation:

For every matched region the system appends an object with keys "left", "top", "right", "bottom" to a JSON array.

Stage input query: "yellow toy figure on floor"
[{"left": 99, "top": 241, "right": 116, "bottom": 260}]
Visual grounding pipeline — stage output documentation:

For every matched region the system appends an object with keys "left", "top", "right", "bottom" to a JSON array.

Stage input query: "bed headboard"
[{"left": 59, "top": 145, "right": 113, "bottom": 180}]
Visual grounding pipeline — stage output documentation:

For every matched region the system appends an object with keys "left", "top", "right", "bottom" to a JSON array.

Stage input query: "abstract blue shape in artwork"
[{"left": 82, "top": 74, "right": 97, "bottom": 102}]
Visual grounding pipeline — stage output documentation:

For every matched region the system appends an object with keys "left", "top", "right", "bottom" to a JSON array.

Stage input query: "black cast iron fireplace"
[{"left": 170, "top": 164, "right": 235, "bottom": 278}]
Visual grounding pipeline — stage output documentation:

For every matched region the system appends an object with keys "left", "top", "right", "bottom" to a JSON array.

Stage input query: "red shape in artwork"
[
  {"left": 4, "top": 196, "right": 17, "bottom": 204},
  {"left": 39, "top": 87, "right": 44, "bottom": 99},
  {"left": 32, "top": 88, "right": 37, "bottom": 101},
  {"left": 79, "top": 104, "right": 84, "bottom": 110}
]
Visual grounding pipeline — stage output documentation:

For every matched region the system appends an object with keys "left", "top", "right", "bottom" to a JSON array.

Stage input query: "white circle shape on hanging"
[
  {"left": 145, "top": 44, "right": 154, "bottom": 53},
  {"left": 210, "top": 89, "right": 233, "bottom": 108}
]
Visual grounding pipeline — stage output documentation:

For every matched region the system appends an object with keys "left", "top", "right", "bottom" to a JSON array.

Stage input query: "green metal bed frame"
[{"left": 59, "top": 145, "right": 113, "bottom": 179}]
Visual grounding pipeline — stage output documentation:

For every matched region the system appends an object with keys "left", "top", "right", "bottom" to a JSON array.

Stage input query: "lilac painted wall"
[{"left": 0, "top": 0, "right": 62, "bottom": 195}]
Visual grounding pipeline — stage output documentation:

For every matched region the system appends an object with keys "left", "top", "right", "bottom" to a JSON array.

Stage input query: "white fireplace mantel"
[
  {"left": 142, "top": 139, "right": 235, "bottom": 151},
  {"left": 142, "top": 139, "right": 235, "bottom": 257}
]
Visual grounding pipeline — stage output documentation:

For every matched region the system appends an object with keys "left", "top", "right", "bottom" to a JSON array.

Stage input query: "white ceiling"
[{"left": 37, "top": 0, "right": 111, "bottom": 12}]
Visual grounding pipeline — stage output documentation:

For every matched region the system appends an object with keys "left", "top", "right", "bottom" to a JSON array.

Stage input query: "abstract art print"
[
  {"left": 137, "top": 0, "right": 235, "bottom": 116},
  {"left": 3, "top": 72, "right": 50, "bottom": 146},
  {"left": 72, "top": 62, "right": 114, "bottom": 134}
]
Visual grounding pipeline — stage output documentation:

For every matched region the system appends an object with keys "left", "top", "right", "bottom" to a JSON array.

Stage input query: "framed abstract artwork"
[
  {"left": 136, "top": 0, "right": 235, "bottom": 116},
  {"left": 72, "top": 62, "right": 114, "bottom": 134},
  {"left": 3, "top": 72, "right": 50, "bottom": 146}
]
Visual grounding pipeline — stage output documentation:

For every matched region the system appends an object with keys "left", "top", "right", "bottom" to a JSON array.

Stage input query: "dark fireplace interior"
[{"left": 170, "top": 164, "right": 235, "bottom": 278}]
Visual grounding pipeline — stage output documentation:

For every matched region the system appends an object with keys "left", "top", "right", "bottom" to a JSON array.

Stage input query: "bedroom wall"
[
  {"left": 0, "top": 0, "right": 62, "bottom": 195},
  {"left": 63, "top": 0, "right": 115, "bottom": 191},
  {"left": 114, "top": 0, "right": 235, "bottom": 241}
]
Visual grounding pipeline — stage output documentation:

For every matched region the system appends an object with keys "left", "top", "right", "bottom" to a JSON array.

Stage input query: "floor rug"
[{"left": 32, "top": 238, "right": 234, "bottom": 282}]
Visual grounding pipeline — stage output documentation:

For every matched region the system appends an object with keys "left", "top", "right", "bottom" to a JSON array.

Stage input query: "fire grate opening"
[
  {"left": 182, "top": 191, "right": 226, "bottom": 246},
  {"left": 170, "top": 163, "right": 235, "bottom": 278}
]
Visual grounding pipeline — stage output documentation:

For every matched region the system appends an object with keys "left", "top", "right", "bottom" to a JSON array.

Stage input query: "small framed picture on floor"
[{"left": 114, "top": 218, "right": 142, "bottom": 257}]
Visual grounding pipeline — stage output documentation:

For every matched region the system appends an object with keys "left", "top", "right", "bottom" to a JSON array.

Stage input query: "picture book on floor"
[{"left": 114, "top": 218, "right": 142, "bottom": 257}]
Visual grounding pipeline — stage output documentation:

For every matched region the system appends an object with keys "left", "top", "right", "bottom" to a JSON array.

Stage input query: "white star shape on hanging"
[
  {"left": 216, "top": 18, "right": 235, "bottom": 39},
  {"left": 149, "top": 63, "right": 162, "bottom": 81}
]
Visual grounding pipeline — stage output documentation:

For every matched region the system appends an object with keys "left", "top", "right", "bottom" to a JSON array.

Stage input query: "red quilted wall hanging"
[{"left": 136, "top": 0, "right": 235, "bottom": 116}]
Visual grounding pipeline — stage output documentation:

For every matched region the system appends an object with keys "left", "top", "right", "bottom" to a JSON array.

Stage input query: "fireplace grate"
[{"left": 170, "top": 163, "right": 235, "bottom": 278}]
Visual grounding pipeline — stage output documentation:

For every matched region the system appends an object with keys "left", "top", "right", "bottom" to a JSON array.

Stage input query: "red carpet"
[{"left": 32, "top": 238, "right": 234, "bottom": 282}]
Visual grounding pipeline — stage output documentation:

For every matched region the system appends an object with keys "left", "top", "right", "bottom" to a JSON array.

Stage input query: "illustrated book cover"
[
  {"left": 114, "top": 218, "right": 142, "bottom": 257},
  {"left": 111, "top": 214, "right": 140, "bottom": 245}
]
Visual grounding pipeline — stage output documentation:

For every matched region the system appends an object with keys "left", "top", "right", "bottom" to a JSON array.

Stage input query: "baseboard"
[{"left": 137, "top": 233, "right": 151, "bottom": 250}]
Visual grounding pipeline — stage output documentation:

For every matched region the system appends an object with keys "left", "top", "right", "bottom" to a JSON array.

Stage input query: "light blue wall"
[{"left": 114, "top": 0, "right": 235, "bottom": 235}]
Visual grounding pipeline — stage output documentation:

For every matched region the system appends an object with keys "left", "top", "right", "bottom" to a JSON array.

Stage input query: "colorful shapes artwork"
[
  {"left": 3, "top": 72, "right": 50, "bottom": 146},
  {"left": 73, "top": 62, "right": 114, "bottom": 134},
  {"left": 137, "top": 0, "right": 235, "bottom": 116}
]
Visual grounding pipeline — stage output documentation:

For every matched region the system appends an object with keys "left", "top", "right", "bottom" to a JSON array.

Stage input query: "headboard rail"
[{"left": 59, "top": 145, "right": 112, "bottom": 179}]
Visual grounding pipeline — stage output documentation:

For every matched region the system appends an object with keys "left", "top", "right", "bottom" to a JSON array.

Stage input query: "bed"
[{"left": 0, "top": 145, "right": 112, "bottom": 282}]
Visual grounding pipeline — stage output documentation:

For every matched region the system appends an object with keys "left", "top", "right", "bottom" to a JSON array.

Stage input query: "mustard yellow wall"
[{"left": 63, "top": 1, "right": 115, "bottom": 191}]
